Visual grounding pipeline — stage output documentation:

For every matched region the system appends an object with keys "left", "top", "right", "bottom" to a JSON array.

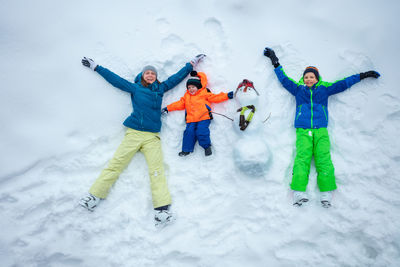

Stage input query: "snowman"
[{"left": 232, "top": 79, "right": 272, "bottom": 177}]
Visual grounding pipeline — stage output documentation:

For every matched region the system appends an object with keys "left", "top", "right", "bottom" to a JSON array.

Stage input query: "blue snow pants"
[{"left": 182, "top": 120, "right": 211, "bottom": 152}]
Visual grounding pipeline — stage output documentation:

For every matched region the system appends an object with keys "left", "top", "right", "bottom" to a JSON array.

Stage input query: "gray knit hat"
[{"left": 142, "top": 65, "right": 158, "bottom": 77}]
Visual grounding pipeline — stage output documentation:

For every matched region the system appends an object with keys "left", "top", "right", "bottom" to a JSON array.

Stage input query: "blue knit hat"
[
  {"left": 142, "top": 65, "right": 158, "bottom": 77},
  {"left": 303, "top": 66, "right": 319, "bottom": 81}
]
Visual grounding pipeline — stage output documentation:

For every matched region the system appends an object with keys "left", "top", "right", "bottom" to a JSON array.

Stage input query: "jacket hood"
[
  {"left": 298, "top": 72, "right": 336, "bottom": 88},
  {"left": 197, "top": 72, "right": 208, "bottom": 90},
  {"left": 187, "top": 71, "right": 208, "bottom": 94},
  {"left": 186, "top": 72, "right": 208, "bottom": 96},
  {"left": 298, "top": 75, "right": 334, "bottom": 89},
  {"left": 134, "top": 72, "right": 143, "bottom": 83}
]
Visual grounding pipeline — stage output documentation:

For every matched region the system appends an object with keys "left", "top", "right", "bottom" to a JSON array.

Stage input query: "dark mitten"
[
  {"left": 360, "top": 71, "right": 380, "bottom": 80},
  {"left": 227, "top": 91, "right": 234, "bottom": 99},
  {"left": 161, "top": 107, "right": 168, "bottom": 115},
  {"left": 263, "top": 47, "right": 280, "bottom": 68}
]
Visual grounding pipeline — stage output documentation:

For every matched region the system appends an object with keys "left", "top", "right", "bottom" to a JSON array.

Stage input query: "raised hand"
[
  {"left": 263, "top": 47, "right": 280, "bottom": 68},
  {"left": 190, "top": 54, "right": 206, "bottom": 67},
  {"left": 360, "top": 71, "right": 380, "bottom": 80},
  {"left": 81, "top": 57, "right": 98, "bottom": 71}
]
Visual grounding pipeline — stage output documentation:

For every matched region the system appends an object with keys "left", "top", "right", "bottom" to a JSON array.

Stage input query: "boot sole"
[{"left": 293, "top": 198, "right": 309, "bottom": 207}]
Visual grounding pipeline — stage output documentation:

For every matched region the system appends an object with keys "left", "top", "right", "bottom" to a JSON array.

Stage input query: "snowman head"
[{"left": 234, "top": 79, "right": 260, "bottom": 107}]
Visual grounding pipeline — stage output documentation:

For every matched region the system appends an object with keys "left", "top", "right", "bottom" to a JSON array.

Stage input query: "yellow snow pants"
[{"left": 89, "top": 128, "right": 171, "bottom": 208}]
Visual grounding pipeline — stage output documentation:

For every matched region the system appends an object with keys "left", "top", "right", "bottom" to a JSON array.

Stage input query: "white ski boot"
[
  {"left": 79, "top": 193, "right": 100, "bottom": 211},
  {"left": 293, "top": 191, "right": 309, "bottom": 207},
  {"left": 320, "top": 191, "right": 333, "bottom": 208},
  {"left": 154, "top": 209, "right": 175, "bottom": 228}
]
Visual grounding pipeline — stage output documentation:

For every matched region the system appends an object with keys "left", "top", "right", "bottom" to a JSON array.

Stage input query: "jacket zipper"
[
  {"left": 309, "top": 88, "right": 314, "bottom": 128},
  {"left": 322, "top": 105, "right": 328, "bottom": 121},
  {"left": 296, "top": 105, "right": 303, "bottom": 120}
]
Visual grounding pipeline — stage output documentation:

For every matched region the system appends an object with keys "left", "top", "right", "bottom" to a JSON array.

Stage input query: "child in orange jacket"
[{"left": 162, "top": 71, "right": 233, "bottom": 156}]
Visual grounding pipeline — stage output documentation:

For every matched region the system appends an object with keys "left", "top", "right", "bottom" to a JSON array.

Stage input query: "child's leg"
[
  {"left": 313, "top": 128, "right": 337, "bottom": 192},
  {"left": 196, "top": 120, "right": 211, "bottom": 149},
  {"left": 291, "top": 128, "right": 313, "bottom": 192},
  {"left": 140, "top": 132, "right": 172, "bottom": 209},
  {"left": 182, "top": 122, "right": 197, "bottom": 152},
  {"left": 89, "top": 128, "right": 141, "bottom": 198}
]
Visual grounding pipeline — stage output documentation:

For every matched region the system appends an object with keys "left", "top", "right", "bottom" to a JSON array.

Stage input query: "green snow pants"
[
  {"left": 89, "top": 128, "right": 172, "bottom": 209},
  {"left": 290, "top": 128, "right": 337, "bottom": 192}
]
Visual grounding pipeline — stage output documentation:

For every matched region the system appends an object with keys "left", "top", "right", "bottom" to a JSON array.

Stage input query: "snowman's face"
[{"left": 235, "top": 84, "right": 259, "bottom": 107}]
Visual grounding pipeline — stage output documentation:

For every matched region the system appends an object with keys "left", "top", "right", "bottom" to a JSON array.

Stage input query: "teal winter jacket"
[
  {"left": 96, "top": 63, "right": 193, "bottom": 132},
  {"left": 274, "top": 65, "right": 361, "bottom": 129}
]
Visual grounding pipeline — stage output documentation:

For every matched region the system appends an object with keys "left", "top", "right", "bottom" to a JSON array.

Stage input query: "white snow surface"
[{"left": 1, "top": 0, "right": 400, "bottom": 266}]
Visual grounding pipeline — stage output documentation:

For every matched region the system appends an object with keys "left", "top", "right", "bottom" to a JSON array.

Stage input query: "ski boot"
[
  {"left": 204, "top": 146, "right": 212, "bottom": 156},
  {"left": 320, "top": 191, "right": 333, "bottom": 208},
  {"left": 154, "top": 209, "right": 175, "bottom": 228},
  {"left": 293, "top": 191, "right": 309, "bottom": 207},
  {"left": 79, "top": 193, "right": 100, "bottom": 211},
  {"left": 178, "top": 151, "right": 190, "bottom": 157}
]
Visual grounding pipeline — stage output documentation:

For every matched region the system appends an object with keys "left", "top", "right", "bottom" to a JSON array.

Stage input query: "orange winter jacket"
[{"left": 167, "top": 72, "right": 230, "bottom": 123}]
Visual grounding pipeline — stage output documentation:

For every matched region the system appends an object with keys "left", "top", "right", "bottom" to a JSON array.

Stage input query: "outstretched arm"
[
  {"left": 161, "top": 54, "right": 206, "bottom": 92},
  {"left": 161, "top": 63, "right": 193, "bottom": 92},
  {"left": 327, "top": 71, "right": 380, "bottom": 96},
  {"left": 81, "top": 57, "right": 135, "bottom": 93},
  {"left": 206, "top": 91, "right": 234, "bottom": 103},
  {"left": 96, "top": 66, "right": 136, "bottom": 93},
  {"left": 263, "top": 47, "right": 298, "bottom": 95},
  {"left": 166, "top": 97, "right": 186, "bottom": 111},
  {"left": 274, "top": 66, "right": 299, "bottom": 96}
]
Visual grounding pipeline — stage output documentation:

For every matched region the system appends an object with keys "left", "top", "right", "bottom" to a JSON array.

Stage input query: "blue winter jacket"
[
  {"left": 96, "top": 63, "right": 193, "bottom": 132},
  {"left": 274, "top": 65, "right": 361, "bottom": 129}
]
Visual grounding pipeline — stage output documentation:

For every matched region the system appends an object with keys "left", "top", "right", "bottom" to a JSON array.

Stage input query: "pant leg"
[
  {"left": 313, "top": 128, "right": 337, "bottom": 192},
  {"left": 89, "top": 128, "right": 141, "bottom": 198},
  {"left": 196, "top": 119, "right": 211, "bottom": 149},
  {"left": 140, "top": 132, "right": 172, "bottom": 209},
  {"left": 291, "top": 128, "right": 314, "bottom": 192},
  {"left": 182, "top": 122, "right": 197, "bottom": 152}
]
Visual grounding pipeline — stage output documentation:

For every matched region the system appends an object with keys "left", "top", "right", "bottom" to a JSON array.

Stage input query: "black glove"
[
  {"left": 161, "top": 107, "right": 168, "bottom": 115},
  {"left": 227, "top": 91, "right": 234, "bottom": 99},
  {"left": 360, "top": 71, "right": 380, "bottom": 80},
  {"left": 82, "top": 57, "right": 98, "bottom": 71},
  {"left": 263, "top": 47, "right": 280, "bottom": 68}
]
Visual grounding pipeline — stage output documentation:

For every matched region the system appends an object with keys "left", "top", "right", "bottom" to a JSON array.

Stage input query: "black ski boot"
[
  {"left": 178, "top": 151, "right": 190, "bottom": 157},
  {"left": 204, "top": 146, "right": 212, "bottom": 156}
]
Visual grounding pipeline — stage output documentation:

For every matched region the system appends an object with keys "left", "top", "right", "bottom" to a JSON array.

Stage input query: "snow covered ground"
[{"left": 1, "top": 0, "right": 400, "bottom": 266}]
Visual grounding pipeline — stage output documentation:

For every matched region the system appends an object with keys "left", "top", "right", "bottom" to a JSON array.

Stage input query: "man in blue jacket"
[{"left": 264, "top": 47, "right": 380, "bottom": 208}]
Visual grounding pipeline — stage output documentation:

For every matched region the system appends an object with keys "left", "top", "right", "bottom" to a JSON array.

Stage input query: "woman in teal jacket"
[
  {"left": 79, "top": 54, "right": 205, "bottom": 226},
  {"left": 264, "top": 47, "right": 380, "bottom": 208}
]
